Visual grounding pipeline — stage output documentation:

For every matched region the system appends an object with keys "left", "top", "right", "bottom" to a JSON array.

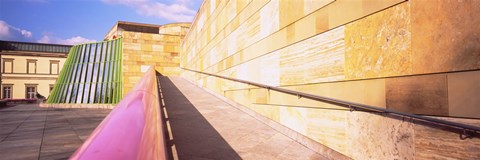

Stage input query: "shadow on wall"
[{"left": 156, "top": 72, "right": 241, "bottom": 160}]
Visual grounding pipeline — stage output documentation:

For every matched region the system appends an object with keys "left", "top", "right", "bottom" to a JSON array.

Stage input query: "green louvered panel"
[{"left": 48, "top": 38, "right": 123, "bottom": 104}]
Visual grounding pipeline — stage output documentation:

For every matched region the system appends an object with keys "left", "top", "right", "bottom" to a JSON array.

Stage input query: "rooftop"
[
  {"left": 0, "top": 40, "right": 72, "bottom": 54},
  {"left": 0, "top": 104, "right": 110, "bottom": 160}
]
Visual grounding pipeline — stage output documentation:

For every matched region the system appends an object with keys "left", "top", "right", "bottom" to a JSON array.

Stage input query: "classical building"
[{"left": 0, "top": 40, "right": 71, "bottom": 99}]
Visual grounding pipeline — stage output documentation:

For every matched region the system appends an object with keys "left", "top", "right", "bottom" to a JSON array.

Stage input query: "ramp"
[{"left": 159, "top": 76, "right": 326, "bottom": 159}]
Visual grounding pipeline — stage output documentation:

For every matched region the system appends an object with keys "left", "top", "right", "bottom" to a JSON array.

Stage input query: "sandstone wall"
[
  {"left": 120, "top": 23, "right": 190, "bottom": 95},
  {"left": 180, "top": 0, "right": 480, "bottom": 159}
]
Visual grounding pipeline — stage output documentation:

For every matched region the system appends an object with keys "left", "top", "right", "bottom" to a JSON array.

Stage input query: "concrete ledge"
[
  {"left": 184, "top": 79, "right": 351, "bottom": 160},
  {"left": 39, "top": 103, "right": 115, "bottom": 109}
]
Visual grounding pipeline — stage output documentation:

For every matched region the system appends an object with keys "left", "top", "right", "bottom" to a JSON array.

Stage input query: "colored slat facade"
[{"left": 48, "top": 38, "right": 123, "bottom": 104}]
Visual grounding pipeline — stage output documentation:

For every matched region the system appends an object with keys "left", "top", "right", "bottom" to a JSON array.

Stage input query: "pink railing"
[{"left": 70, "top": 67, "right": 168, "bottom": 160}]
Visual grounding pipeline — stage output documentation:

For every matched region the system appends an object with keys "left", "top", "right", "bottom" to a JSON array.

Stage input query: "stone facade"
[
  {"left": 0, "top": 41, "right": 69, "bottom": 99},
  {"left": 106, "top": 22, "right": 190, "bottom": 96},
  {"left": 180, "top": 0, "right": 480, "bottom": 159}
]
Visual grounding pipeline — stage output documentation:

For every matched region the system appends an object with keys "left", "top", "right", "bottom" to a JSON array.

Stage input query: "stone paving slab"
[
  {"left": 159, "top": 76, "right": 327, "bottom": 160},
  {"left": 0, "top": 104, "right": 110, "bottom": 160}
]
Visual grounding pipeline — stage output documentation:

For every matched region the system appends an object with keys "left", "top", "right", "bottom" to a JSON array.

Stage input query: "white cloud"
[
  {"left": 37, "top": 34, "right": 96, "bottom": 45},
  {"left": 20, "top": 30, "right": 33, "bottom": 38},
  {"left": 102, "top": 0, "right": 197, "bottom": 22},
  {"left": 0, "top": 21, "right": 10, "bottom": 38},
  {"left": 60, "top": 36, "right": 96, "bottom": 45},
  {"left": 0, "top": 20, "right": 93, "bottom": 45},
  {"left": 0, "top": 20, "right": 33, "bottom": 39}
]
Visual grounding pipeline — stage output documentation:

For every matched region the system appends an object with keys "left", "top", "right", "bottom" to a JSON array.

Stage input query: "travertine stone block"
[
  {"left": 281, "top": 26, "right": 345, "bottom": 85},
  {"left": 260, "top": 0, "right": 280, "bottom": 38},
  {"left": 346, "top": 112, "right": 414, "bottom": 159},
  {"left": 258, "top": 51, "right": 280, "bottom": 86},
  {"left": 251, "top": 103, "right": 280, "bottom": 122},
  {"left": 411, "top": 0, "right": 480, "bottom": 74},
  {"left": 345, "top": 2, "right": 411, "bottom": 80},
  {"left": 447, "top": 70, "right": 480, "bottom": 118},
  {"left": 386, "top": 74, "right": 448, "bottom": 116},
  {"left": 414, "top": 116, "right": 480, "bottom": 159},
  {"left": 306, "top": 109, "right": 346, "bottom": 154},
  {"left": 280, "top": 107, "right": 308, "bottom": 134}
]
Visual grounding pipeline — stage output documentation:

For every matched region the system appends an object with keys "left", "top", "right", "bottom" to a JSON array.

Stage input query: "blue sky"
[{"left": 0, "top": 0, "right": 202, "bottom": 45}]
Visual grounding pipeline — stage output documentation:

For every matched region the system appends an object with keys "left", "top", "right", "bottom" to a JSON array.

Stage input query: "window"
[
  {"left": 25, "top": 84, "right": 37, "bottom": 99},
  {"left": 49, "top": 84, "right": 54, "bottom": 93},
  {"left": 2, "top": 85, "right": 13, "bottom": 99},
  {"left": 50, "top": 60, "right": 60, "bottom": 74},
  {"left": 2, "top": 58, "right": 13, "bottom": 73},
  {"left": 27, "top": 59, "right": 37, "bottom": 74}
]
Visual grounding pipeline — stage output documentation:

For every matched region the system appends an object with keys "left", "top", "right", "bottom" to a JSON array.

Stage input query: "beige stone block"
[
  {"left": 251, "top": 103, "right": 280, "bottom": 122},
  {"left": 236, "top": 12, "right": 261, "bottom": 53},
  {"left": 238, "top": 0, "right": 269, "bottom": 23},
  {"left": 345, "top": 2, "right": 411, "bottom": 80},
  {"left": 327, "top": 0, "right": 404, "bottom": 29},
  {"left": 236, "top": 0, "right": 249, "bottom": 14},
  {"left": 280, "top": 107, "right": 308, "bottom": 135},
  {"left": 362, "top": 0, "right": 405, "bottom": 14},
  {"left": 240, "top": 30, "right": 285, "bottom": 70},
  {"left": 225, "top": 1, "right": 236, "bottom": 23},
  {"left": 266, "top": 28, "right": 288, "bottom": 52},
  {"left": 286, "top": 23, "right": 295, "bottom": 44},
  {"left": 314, "top": 8, "right": 329, "bottom": 34},
  {"left": 279, "top": 0, "right": 305, "bottom": 28},
  {"left": 140, "top": 33, "right": 152, "bottom": 40},
  {"left": 122, "top": 32, "right": 132, "bottom": 38},
  {"left": 123, "top": 43, "right": 141, "bottom": 50},
  {"left": 250, "top": 88, "right": 268, "bottom": 104},
  {"left": 294, "top": 14, "right": 316, "bottom": 42},
  {"left": 411, "top": 0, "right": 480, "bottom": 74},
  {"left": 285, "top": 84, "right": 338, "bottom": 109},
  {"left": 227, "top": 89, "right": 252, "bottom": 108},
  {"left": 152, "top": 45, "right": 164, "bottom": 52},
  {"left": 304, "top": 0, "right": 333, "bottom": 15},
  {"left": 386, "top": 74, "right": 448, "bottom": 116},
  {"left": 164, "top": 45, "right": 174, "bottom": 52},
  {"left": 151, "top": 34, "right": 164, "bottom": 41},
  {"left": 123, "top": 38, "right": 133, "bottom": 43},
  {"left": 363, "top": 79, "right": 386, "bottom": 108},
  {"left": 283, "top": 78, "right": 386, "bottom": 109},
  {"left": 327, "top": 0, "right": 363, "bottom": 29},
  {"left": 447, "top": 70, "right": 480, "bottom": 118}
]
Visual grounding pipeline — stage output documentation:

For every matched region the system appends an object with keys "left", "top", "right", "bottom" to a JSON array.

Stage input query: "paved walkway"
[
  {"left": 159, "top": 76, "right": 326, "bottom": 160},
  {"left": 0, "top": 104, "right": 110, "bottom": 160}
]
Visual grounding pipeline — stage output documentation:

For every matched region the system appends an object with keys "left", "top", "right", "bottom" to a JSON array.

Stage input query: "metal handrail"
[{"left": 182, "top": 67, "right": 480, "bottom": 139}]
